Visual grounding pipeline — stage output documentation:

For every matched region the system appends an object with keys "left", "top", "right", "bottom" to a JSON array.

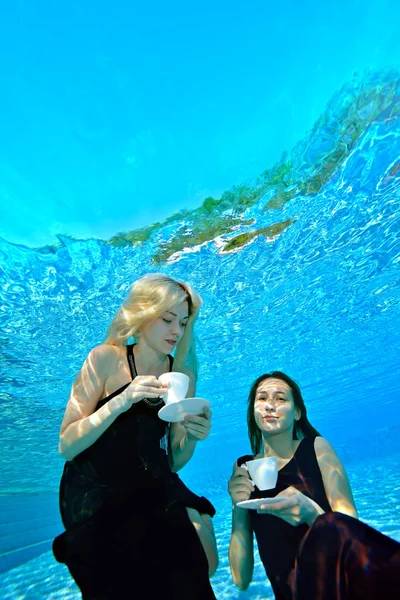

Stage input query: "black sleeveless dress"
[
  {"left": 238, "top": 437, "right": 400, "bottom": 600},
  {"left": 53, "top": 345, "right": 216, "bottom": 600}
]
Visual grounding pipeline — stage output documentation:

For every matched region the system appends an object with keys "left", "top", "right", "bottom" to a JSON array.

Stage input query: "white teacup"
[
  {"left": 243, "top": 456, "right": 278, "bottom": 491},
  {"left": 158, "top": 372, "right": 190, "bottom": 404}
]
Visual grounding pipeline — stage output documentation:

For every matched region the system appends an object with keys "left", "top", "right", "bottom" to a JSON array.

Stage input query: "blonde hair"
[{"left": 105, "top": 273, "right": 192, "bottom": 346}]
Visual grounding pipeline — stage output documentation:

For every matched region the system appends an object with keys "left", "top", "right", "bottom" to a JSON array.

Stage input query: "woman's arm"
[
  {"left": 169, "top": 409, "right": 212, "bottom": 472},
  {"left": 59, "top": 345, "right": 165, "bottom": 461},
  {"left": 169, "top": 284, "right": 208, "bottom": 472},
  {"left": 229, "top": 506, "right": 254, "bottom": 590},
  {"left": 314, "top": 437, "right": 358, "bottom": 518},
  {"left": 258, "top": 437, "right": 358, "bottom": 525},
  {"left": 228, "top": 462, "right": 255, "bottom": 590},
  {"left": 59, "top": 345, "right": 120, "bottom": 460},
  {"left": 173, "top": 284, "right": 202, "bottom": 397},
  {"left": 173, "top": 320, "right": 197, "bottom": 397}
]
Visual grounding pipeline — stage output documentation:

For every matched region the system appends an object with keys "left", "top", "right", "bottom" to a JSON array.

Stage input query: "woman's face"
[
  {"left": 254, "top": 378, "right": 300, "bottom": 436},
  {"left": 140, "top": 300, "right": 189, "bottom": 354}
]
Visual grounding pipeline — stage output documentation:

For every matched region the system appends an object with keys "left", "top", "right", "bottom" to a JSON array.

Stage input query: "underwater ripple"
[{"left": 1, "top": 68, "right": 400, "bottom": 596}]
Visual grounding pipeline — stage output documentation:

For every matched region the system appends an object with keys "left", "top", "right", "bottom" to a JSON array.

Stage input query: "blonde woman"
[{"left": 53, "top": 274, "right": 217, "bottom": 600}]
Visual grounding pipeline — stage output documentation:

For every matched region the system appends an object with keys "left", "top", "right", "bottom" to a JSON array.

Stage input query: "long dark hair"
[{"left": 247, "top": 371, "right": 321, "bottom": 455}]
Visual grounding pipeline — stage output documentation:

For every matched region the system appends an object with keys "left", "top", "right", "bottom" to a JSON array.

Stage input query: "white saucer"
[
  {"left": 237, "top": 497, "right": 289, "bottom": 510},
  {"left": 158, "top": 397, "right": 211, "bottom": 423}
]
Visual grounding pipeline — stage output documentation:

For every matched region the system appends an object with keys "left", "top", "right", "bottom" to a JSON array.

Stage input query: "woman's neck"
[
  {"left": 262, "top": 431, "right": 298, "bottom": 459},
  {"left": 133, "top": 341, "right": 169, "bottom": 376}
]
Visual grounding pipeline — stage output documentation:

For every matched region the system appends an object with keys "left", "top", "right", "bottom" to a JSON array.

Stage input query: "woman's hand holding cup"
[
  {"left": 182, "top": 408, "right": 212, "bottom": 441},
  {"left": 113, "top": 376, "right": 167, "bottom": 413},
  {"left": 228, "top": 463, "right": 255, "bottom": 506}
]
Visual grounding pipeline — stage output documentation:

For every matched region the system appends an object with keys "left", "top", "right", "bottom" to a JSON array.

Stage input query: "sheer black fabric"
[{"left": 291, "top": 511, "right": 400, "bottom": 600}]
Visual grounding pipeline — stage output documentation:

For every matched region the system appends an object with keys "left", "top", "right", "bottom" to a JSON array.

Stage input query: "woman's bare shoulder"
[
  {"left": 314, "top": 437, "right": 344, "bottom": 466},
  {"left": 87, "top": 344, "right": 125, "bottom": 373},
  {"left": 314, "top": 437, "right": 336, "bottom": 453}
]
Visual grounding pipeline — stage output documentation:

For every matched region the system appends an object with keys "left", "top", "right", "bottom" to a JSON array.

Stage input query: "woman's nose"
[{"left": 169, "top": 323, "right": 181, "bottom": 336}]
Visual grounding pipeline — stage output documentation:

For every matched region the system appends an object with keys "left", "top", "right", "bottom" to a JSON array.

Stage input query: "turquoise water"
[
  {"left": 1, "top": 57, "right": 400, "bottom": 600},
  {"left": 2, "top": 0, "right": 400, "bottom": 247}
]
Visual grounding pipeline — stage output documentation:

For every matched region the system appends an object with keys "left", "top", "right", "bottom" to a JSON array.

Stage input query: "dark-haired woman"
[{"left": 228, "top": 372, "right": 400, "bottom": 600}]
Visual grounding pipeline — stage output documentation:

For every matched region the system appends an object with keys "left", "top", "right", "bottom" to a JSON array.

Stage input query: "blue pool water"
[{"left": 1, "top": 51, "right": 400, "bottom": 600}]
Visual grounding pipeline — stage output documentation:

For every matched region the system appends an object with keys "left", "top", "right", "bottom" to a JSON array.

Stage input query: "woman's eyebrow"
[
  {"left": 166, "top": 311, "right": 189, "bottom": 320},
  {"left": 257, "top": 389, "right": 287, "bottom": 396}
]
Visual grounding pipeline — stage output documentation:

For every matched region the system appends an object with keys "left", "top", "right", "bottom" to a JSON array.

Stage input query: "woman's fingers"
[
  {"left": 229, "top": 475, "right": 254, "bottom": 494},
  {"left": 184, "top": 425, "right": 206, "bottom": 438},
  {"left": 183, "top": 422, "right": 206, "bottom": 433},
  {"left": 137, "top": 386, "right": 165, "bottom": 396},
  {"left": 182, "top": 413, "right": 212, "bottom": 440},
  {"left": 183, "top": 424, "right": 210, "bottom": 440},
  {"left": 133, "top": 375, "right": 167, "bottom": 389},
  {"left": 231, "top": 468, "right": 253, "bottom": 484},
  {"left": 278, "top": 486, "right": 298, "bottom": 497},
  {"left": 184, "top": 414, "right": 211, "bottom": 426},
  {"left": 182, "top": 283, "right": 203, "bottom": 309},
  {"left": 228, "top": 467, "right": 255, "bottom": 503},
  {"left": 228, "top": 484, "right": 253, "bottom": 503},
  {"left": 183, "top": 414, "right": 211, "bottom": 435},
  {"left": 129, "top": 376, "right": 168, "bottom": 397},
  {"left": 270, "top": 495, "right": 297, "bottom": 507},
  {"left": 257, "top": 488, "right": 299, "bottom": 510},
  {"left": 259, "top": 501, "right": 297, "bottom": 515},
  {"left": 231, "top": 483, "right": 254, "bottom": 495},
  {"left": 257, "top": 489, "right": 311, "bottom": 526},
  {"left": 233, "top": 464, "right": 249, "bottom": 476}
]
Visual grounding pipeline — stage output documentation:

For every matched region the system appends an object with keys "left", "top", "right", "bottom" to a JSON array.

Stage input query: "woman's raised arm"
[{"left": 173, "top": 283, "right": 202, "bottom": 397}]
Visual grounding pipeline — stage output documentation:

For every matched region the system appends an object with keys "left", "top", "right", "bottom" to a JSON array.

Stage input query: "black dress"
[
  {"left": 238, "top": 437, "right": 400, "bottom": 600},
  {"left": 53, "top": 345, "right": 216, "bottom": 600}
]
